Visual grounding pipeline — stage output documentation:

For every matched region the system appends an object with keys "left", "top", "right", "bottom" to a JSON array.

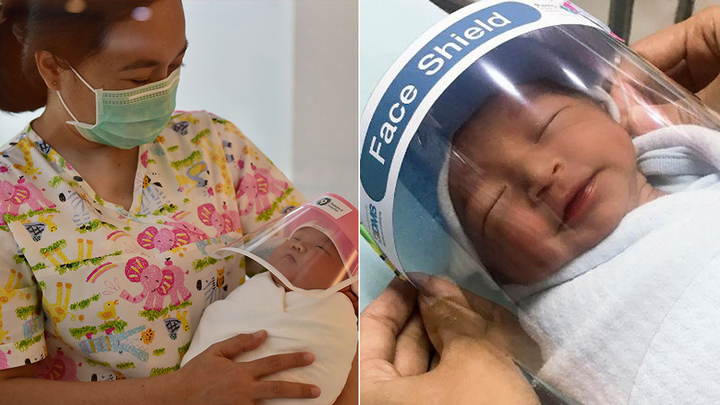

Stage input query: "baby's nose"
[
  {"left": 291, "top": 241, "right": 307, "bottom": 253},
  {"left": 526, "top": 160, "right": 563, "bottom": 203}
]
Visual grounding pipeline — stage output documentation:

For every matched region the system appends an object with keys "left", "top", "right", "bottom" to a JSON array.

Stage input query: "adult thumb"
[{"left": 418, "top": 293, "right": 488, "bottom": 357}]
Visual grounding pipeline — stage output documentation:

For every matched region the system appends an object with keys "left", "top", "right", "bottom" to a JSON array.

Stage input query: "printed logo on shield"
[{"left": 317, "top": 197, "right": 332, "bottom": 206}]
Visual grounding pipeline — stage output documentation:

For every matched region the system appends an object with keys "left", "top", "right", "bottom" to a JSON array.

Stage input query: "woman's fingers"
[
  {"left": 253, "top": 380, "right": 321, "bottom": 400},
  {"left": 210, "top": 330, "right": 266, "bottom": 360},
  {"left": 392, "top": 309, "right": 431, "bottom": 376},
  {"left": 418, "top": 293, "right": 488, "bottom": 355},
  {"left": 247, "top": 351, "right": 316, "bottom": 379},
  {"left": 359, "top": 277, "right": 418, "bottom": 365},
  {"left": 417, "top": 274, "right": 494, "bottom": 320},
  {"left": 632, "top": 6, "right": 720, "bottom": 93}
]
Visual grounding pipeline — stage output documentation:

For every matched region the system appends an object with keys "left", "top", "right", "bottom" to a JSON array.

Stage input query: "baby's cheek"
[
  {"left": 488, "top": 209, "right": 563, "bottom": 271},
  {"left": 490, "top": 206, "right": 551, "bottom": 248}
]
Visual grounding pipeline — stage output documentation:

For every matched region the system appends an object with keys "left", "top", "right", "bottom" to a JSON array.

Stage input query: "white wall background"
[
  {"left": 0, "top": 0, "right": 358, "bottom": 205},
  {"left": 293, "top": 1, "right": 358, "bottom": 203}
]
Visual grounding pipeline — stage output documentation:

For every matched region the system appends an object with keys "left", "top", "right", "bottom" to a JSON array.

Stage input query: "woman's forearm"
[
  {"left": 333, "top": 348, "right": 358, "bottom": 405},
  {"left": 0, "top": 332, "right": 323, "bottom": 404},
  {"left": 0, "top": 365, "right": 175, "bottom": 405}
]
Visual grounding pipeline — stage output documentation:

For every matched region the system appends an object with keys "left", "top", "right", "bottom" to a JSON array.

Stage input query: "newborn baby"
[
  {"left": 442, "top": 81, "right": 720, "bottom": 403},
  {"left": 181, "top": 225, "right": 357, "bottom": 405},
  {"left": 446, "top": 83, "right": 664, "bottom": 285}
]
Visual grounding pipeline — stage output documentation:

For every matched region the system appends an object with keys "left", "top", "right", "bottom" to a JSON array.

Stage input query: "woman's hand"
[
  {"left": 175, "top": 330, "right": 320, "bottom": 404},
  {"left": 0, "top": 330, "right": 319, "bottom": 404},
  {"left": 632, "top": 6, "right": 720, "bottom": 96},
  {"left": 632, "top": 6, "right": 720, "bottom": 114},
  {"left": 605, "top": 7, "right": 720, "bottom": 136},
  {"left": 360, "top": 278, "right": 540, "bottom": 405},
  {"left": 606, "top": 6, "right": 720, "bottom": 136}
]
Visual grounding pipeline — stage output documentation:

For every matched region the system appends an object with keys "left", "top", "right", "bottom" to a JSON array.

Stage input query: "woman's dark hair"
[{"left": 0, "top": 0, "right": 154, "bottom": 113}]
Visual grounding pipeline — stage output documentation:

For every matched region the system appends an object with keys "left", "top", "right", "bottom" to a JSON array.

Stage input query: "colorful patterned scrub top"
[{"left": 0, "top": 111, "right": 305, "bottom": 381}]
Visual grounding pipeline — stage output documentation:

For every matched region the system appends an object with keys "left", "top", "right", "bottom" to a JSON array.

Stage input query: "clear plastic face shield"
[
  {"left": 361, "top": 1, "right": 720, "bottom": 403},
  {"left": 217, "top": 194, "right": 359, "bottom": 299}
]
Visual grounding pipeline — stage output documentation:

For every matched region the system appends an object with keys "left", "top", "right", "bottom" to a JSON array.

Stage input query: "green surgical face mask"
[{"left": 57, "top": 67, "right": 181, "bottom": 149}]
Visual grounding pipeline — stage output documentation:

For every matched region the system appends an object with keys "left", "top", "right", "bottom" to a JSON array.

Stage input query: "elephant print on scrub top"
[
  {"left": 197, "top": 203, "right": 241, "bottom": 237},
  {"left": 136, "top": 226, "right": 190, "bottom": 253},
  {"left": 0, "top": 111, "right": 306, "bottom": 380},
  {"left": 0, "top": 178, "right": 56, "bottom": 225},
  {"left": 235, "top": 163, "right": 288, "bottom": 215},
  {"left": 119, "top": 257, "right": 192, "bottom": 312},
  {"left": 34, "top": 348, "right": 80, "bottom": 381}
]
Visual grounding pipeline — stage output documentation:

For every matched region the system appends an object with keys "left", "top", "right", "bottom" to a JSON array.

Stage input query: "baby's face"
[
  {"left": 268, "top": 227, "right": 346, "bottom": 290},
  {"left": 449, "top": 88, "right": 643, "bottom": 285}
]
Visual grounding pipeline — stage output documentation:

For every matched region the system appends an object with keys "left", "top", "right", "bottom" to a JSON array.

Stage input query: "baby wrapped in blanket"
[
  {"left": 440, "top": 80, "right": 720, "bottom": 404},
  {"left": 181, "top": 197, "right": 358, "bottom": 405}
]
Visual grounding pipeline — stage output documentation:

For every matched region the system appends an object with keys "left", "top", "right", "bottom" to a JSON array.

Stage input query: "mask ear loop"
[
  {"left": 214, "top": 246, "right": 359, "bottom": 299},
  {"left": 57, "top": 66, "right": 101, "bottom": 130}
]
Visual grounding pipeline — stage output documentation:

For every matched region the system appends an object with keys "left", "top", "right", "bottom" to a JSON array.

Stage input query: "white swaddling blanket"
[
  {"left": 181, "top": 272, "right": 357, "bottom": 405},
  {"left": 504, "top": 125, "right": 720, "bottom": 404}
]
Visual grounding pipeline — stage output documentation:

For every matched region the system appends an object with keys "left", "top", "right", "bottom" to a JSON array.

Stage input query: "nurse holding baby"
[{"left": 0, "top": 1, "right": 356, "bottom": 403}]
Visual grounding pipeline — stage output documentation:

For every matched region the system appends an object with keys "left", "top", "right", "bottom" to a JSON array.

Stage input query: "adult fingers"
[
  {"left": 419, "top": 296, "right": 537, "bottom": 403},
  {"left": 247, "top": 351, "right": 315, "bottom": 379},
  {"left": 359, "top": 277, "right": 418, "bottom": 364},
  {"left": 393, "top": 308, "right": 431, "bottom": 377},
  {"left": 253, "top": 380, "right": 321, "bottom": 400},
  {"left": 418, "top": 293, "right": 488, "bottom": 355},
  {"left": 632, "top": 6, "right": 720, "bottom": 92},
  {"left": 417, "top": 275, "right": 493, "bottom": 320},
  {"left": 209, "top": 330, "right": 266, "bottom": 360},
  {"left": 415, "top": 275, "right": 489, "bottom": 354}
]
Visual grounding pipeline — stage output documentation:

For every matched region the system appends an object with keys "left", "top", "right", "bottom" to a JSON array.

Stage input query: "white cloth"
[
  {"left": 181, "top": 272, "right": 357, "bottom": 405},
  {"left": 509, "top": 125, "right": 720, "bottom": 404}
]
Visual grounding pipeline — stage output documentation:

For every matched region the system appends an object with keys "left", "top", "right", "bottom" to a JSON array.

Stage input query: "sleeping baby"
[
  {"left": 181, "top": 196, "right": 358, "bottom": 405},
  {"left": 444, "top": 82, "right": 666, "bottom": 286},
  {"left": 439, "top": 79, "right": 720, "bottom": 404}
]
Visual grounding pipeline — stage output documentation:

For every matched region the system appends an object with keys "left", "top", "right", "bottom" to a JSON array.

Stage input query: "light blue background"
[{"left": 359, "top": 0, "right": 446, "bottom": 311}]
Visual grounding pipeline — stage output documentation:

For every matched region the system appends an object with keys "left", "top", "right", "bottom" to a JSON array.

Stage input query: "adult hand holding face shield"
[
  {"left": 360, "top": 276, "right": 541, "bottom": 405},
  {"left": 633, "top": 6, "right": 720, "bottom": 100},
  {"left": 361, "top": 1, "right": 720, "bottom": 403},
  {"left": 609, "top": 6, "right": 720, "bottom": 135}
]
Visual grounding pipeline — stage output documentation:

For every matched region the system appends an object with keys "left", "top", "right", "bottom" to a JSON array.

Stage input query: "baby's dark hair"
[{"left": 0, "top": 0, "right": 154, "bottom": 113}]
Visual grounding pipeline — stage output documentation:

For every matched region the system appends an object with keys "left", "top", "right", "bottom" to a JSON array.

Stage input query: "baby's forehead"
[
  {"left": 485, "top": 83, "right": 590, "bottom": 115},
  {"left": 294, "top": 226, "right": 328, "bottom": 239},
  {"left": 292, "top": 227, "right": 337, "bottom": 249},
  {"left": 454, "top": 85, "right": 595, "bottom": 143}
]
